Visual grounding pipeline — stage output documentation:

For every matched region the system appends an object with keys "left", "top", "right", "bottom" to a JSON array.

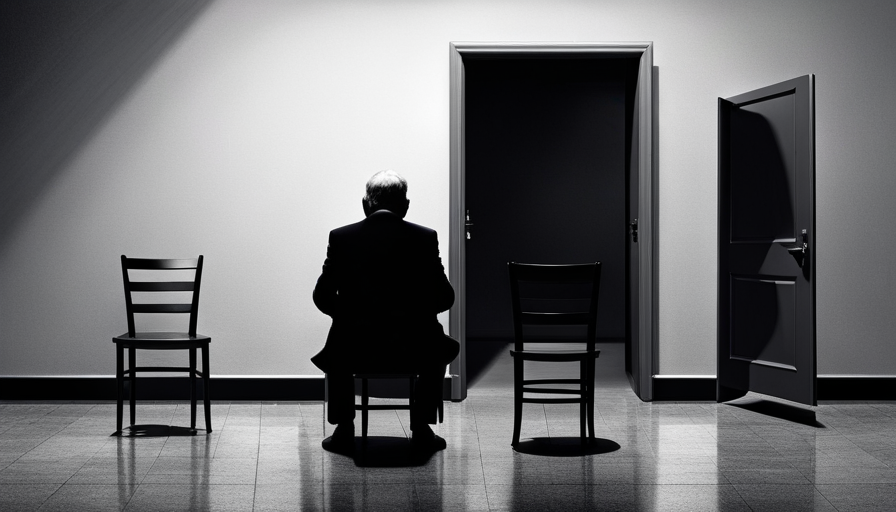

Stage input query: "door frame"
[{"left": 447, "top": 42, "right": 657, "bottom": 401}]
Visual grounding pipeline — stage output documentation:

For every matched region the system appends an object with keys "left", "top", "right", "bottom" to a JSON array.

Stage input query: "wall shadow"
[{"left": 0, "top": 1, "right": 212, "bottom": 242}]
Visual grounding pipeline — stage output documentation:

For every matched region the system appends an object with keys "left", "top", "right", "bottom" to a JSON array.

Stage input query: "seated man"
[{"left": 311, "top": 170, "right": 459, "bottom": 452}]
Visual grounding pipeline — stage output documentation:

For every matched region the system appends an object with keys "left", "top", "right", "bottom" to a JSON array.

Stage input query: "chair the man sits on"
[
  {"left": 113, "top": 255, "right": 212, "bottom": 434},
  {"left": 351, "top": 372, "right": 445, "bottom": 443},
  {"left": 507, "top": 262, "right": 602, "bottom": 447}
]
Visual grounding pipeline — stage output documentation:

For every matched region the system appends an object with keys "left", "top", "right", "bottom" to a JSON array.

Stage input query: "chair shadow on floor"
[
  {"left": 112, "top": 424, "right": 207, "bottom": 438},
  {"left": 323, "top": 436, "right": 436, "bottom": 467},
  {"left": 513, "top": 437, "right": 621, "bottom": 457}
]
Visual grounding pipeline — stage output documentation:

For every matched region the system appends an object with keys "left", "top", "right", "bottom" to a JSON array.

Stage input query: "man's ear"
[
  {"left": 396, "top": 199, "right": 410, "bottom": 219},
  {"left": 362, "top": 198, "right": 372, "bottom": 217}
]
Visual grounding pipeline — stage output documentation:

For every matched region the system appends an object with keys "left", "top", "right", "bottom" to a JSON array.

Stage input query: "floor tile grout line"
[
  {"left": 251, "top": 405, "right": 262, "bottom": 512},
  {"left": 812, "top": 483, "right": 843, "bottom": 512},
  {"left": 469, "top": 397, "right": 494, "bottom": 510}
]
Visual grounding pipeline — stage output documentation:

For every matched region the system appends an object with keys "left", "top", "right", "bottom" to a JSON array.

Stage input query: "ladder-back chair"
[
  {"left": 113, "top": 255, "right": 211, "bottom": 433},
  {"left": 508, "top": 262, "right": 602, "bottom": 446}
]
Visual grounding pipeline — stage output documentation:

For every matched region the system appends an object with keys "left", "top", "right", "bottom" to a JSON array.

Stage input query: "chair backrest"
[
  {"left": 120, "top": 255, "right": 204, "bottom": 337},
  {"left": 507, "top": 262, "right": 602, "bottom": 352}
]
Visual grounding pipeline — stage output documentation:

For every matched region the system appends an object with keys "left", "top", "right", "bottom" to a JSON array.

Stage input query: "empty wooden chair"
[
  {"left": 507, "top": 262, "right": 602, "bottom": 446},
  {"left": 113, "top": 255, "right": 211, "bottom": 433}
]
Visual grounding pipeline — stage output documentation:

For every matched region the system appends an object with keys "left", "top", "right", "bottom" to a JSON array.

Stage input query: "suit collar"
[{"left": 366, "top": 210, "right": 402, "bottom": 222}]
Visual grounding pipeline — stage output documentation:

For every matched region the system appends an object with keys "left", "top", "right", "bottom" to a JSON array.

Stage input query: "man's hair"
[{"left": 364, "top": 170, "right": 408, "bottom": 213}]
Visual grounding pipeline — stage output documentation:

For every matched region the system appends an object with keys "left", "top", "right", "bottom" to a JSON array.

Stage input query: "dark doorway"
[
  {"left": 463, "top": 58, "right": 632, "bottom": 386},
  {"left": 448, "top": 43, "right": 656, "bottom": 401}
]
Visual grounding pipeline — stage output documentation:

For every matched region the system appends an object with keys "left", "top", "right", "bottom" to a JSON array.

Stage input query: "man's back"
[{"left": 312, "top": 210, "right": 454, "bottom": 368}]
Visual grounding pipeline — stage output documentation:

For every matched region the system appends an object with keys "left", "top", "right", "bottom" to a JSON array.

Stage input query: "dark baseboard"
[
  {"left": 0, "top": 377, "right": 324, "bottom": 401},
  {"left": 651, "top": 376, "right": 896, "bottom": 402},
  {"left": 817, "top": 376, "right": 896, "bottom": 401},
  {"left": 652, "top": 376, "right": 717, "bottom": 401},
  {"left": 0, "top": 376, "right": 457, "bottom": 401}
]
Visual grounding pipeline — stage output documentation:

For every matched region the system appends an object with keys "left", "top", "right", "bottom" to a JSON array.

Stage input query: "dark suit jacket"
[{"left": 311, "top": 210, "right": 455, "bottom": 373}]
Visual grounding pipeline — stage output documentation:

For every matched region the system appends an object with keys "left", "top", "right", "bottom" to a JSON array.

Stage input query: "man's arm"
[
  {"left": 429, "top": 231, "right": 455, "bottom": 314},
  {"left": 312, "top": 233, "right": 340, "bottom": 317}
]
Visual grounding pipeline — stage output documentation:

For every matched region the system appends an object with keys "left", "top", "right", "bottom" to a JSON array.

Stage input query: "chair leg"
[
  {"left": 202, "top": 345, "right": 211, "bottom": 432},
  {"left": 408, "top": 376, "right": 416, "bottom": 428},
  {"left": 512, "top": 357, "right": 523, "bottom": 447},
  {"left": 579, "top": 360, "right": 587, "bottom": 444},
  {"left": 361, "top": 378, "right": 369, "bottom": 442},
  {"left": 323, "top": 374, "right": 328, "bottom": 434},
  {"left": 587, "top": 359, "right": 596, "bottom": 441},
  {"left": 437, "top": 374, "right": 444, "bottom": 424},
  {"left": 116, "top": 345, "right": 124, "bottom": 433},
  {"left": 129, "top": 348, "right": 137, "bottom": 427},
  {"left": 189, "top": 348, "right": 197, "bottom": 430}
]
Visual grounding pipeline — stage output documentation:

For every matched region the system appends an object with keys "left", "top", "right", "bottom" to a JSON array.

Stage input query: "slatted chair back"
[
  {"left": 120, "top": 256, "right": 204, "bottom": 338},
  {"left": 508, "top": 262, "right": 602, "bottom": 352}
]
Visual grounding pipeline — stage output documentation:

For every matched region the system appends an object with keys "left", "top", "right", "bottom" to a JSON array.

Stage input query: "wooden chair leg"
[
  {"left": 323, "top": 374, "right": 328, "bottom": 434},
  {"left": 587, "top": 359, "right": 596, "bottom": 441},
  {"left": 579, "top": 359, "right": 587, "bottom": 444},
  {"left": 116, "top": 345, "right": 124, "bottom": 433},
  {"left": 361, "top": 378, "right": 369, "bottom": 442},
  {"left": 408, "top": 376, "right": 415, "bottom": 428},
  {"left": 189, "top": 348, "right": 197, "bottom": 430},
  {"left": 202, "top": 345, "right": 211, "bottom": 432},
  {"left": 128, "top": 348, "right": 137, "bottom": 427},
  {"left": 512, "top": 357, "right": 523, "bottom": 446},
  {"left": 437, "top": 373, "right": 444, "bottom": 424}
]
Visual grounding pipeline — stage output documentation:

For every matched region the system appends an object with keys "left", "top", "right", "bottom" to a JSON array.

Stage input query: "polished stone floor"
[{"left": 1, "top": 343, "right": 895, "bottom": 510}]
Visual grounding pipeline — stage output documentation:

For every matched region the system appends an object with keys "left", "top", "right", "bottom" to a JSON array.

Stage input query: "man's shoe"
[
  {"left": 322, "top": 423, "right": 354, "bottom": 453},
  {"left": 411, "top": 424, "right": 446, "bottom": 452}
]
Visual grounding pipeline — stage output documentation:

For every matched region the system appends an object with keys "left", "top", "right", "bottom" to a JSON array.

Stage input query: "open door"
[{"left": 718, "top": 75, "right": 816, "bottom": 405}]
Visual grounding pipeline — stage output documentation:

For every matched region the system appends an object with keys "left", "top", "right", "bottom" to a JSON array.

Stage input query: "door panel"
[
  {"left": 730, "top": 276, "right": 796, "bottom": 366},
  {"left": 730, "top": 95, "right": 796, "bottom": 242},
  {"left": 718, "top": 75, "right": 816, "bottom": 406}
]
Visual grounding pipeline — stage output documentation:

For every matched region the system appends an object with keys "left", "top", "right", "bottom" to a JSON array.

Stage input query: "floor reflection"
[{"left": 1, "top": 344, "right": 896, "bottom": 510}]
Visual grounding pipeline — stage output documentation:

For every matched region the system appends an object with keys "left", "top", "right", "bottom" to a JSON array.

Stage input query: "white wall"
[{"left": 2, "top": 0, "right": 895, "bottom": 378}]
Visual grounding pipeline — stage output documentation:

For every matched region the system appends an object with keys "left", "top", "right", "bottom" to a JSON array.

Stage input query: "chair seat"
[
  {"left": 114, "top": 332, "right": 210, "bottom": 349},
  {"left": 510, "top": 349, "right": 600, "bottom": 362}
]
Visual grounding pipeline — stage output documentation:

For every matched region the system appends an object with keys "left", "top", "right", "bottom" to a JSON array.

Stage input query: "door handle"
[
  {"left": 630, "top": 219, "right": 638, "bottom": 243},
  {"left": 781, "top": 229, "right": 808, "bottom": 268},
  {"left": 465, "top": 210, "right": 474, "bottom": 240}
]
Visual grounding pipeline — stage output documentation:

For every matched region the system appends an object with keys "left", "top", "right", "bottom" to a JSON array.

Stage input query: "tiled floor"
[{"left": 2, "top": 343, "right": 896, "bottom": 510}]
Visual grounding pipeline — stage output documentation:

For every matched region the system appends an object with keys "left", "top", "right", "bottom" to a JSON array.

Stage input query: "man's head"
[{"left": 363, "top": 170, "right": 410, "bottom": 218}]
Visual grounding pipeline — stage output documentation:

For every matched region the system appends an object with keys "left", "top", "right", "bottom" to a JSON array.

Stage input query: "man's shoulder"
[
  {"left": 330, "top": 213, "right": 437, "bottom": 242},
  {"left": 400, "top": 219, "right": 436, "bottom": 236},
  {"left": 330, "top": 219, "right": 366, "bottom": 237}
]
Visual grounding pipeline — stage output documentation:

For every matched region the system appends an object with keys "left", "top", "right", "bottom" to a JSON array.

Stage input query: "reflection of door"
[
  {"left": 449, "top": 42, "right": 656, "bottom": 402},
  {"left": 718, "top": 75, "right": 816, "bottom": 405}
]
